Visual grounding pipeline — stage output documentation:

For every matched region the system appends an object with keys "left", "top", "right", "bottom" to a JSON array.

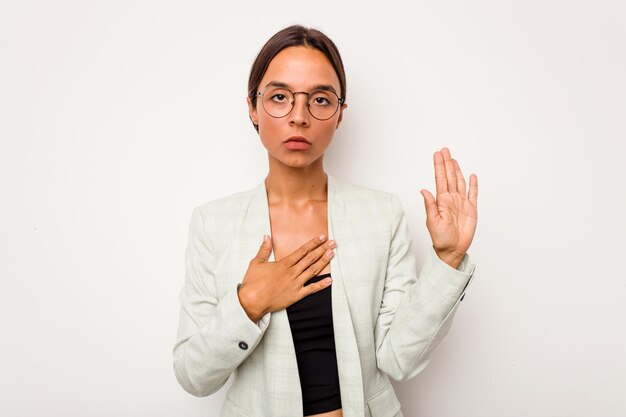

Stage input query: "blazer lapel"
[
  {"left": 252, "top": 174, "right": 365, "bottom": 417},
  {"left": 326, "top": 174, "right": 366, "bottom": 417},
  {"left": 254, "top": 179, "right": 303, "bottom": 416}
]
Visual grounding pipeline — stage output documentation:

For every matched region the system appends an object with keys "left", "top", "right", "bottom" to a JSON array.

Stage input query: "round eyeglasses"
[{"left": 256, "top": 86, "right": 344, "bottom": 121}]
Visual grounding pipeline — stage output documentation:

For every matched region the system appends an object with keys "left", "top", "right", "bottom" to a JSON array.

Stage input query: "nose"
[{"left": 288, "top": 92, "right": 310, "bottom": 127}]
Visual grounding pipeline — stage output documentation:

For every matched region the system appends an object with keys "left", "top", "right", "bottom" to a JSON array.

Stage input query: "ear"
[
  {"left": 335, "top": 102, "right": 348, "bottom": 129},
  {"left": 247, "top": 96, "right": 259, "bottom": 126}
]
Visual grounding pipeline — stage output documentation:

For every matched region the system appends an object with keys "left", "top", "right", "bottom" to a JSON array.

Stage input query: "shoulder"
[
  {"left": 332, "top": 175, "right": 393, "bottom": 199},
  {"left": 332, "top": 176, "right": 402, "bottom": 212},
  {"left": 192, "top": 183, "right": 260, "bottom": 225}
]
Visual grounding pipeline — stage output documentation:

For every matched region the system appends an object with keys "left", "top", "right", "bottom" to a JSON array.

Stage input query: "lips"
[
  {"left": 283, "top": 136, "right": 311, "bottom": 151},
  {"left": 285, "top": 136, "right": 311, "bottom": 144}
]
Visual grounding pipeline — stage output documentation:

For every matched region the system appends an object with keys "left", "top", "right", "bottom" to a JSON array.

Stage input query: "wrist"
[
  {"left": 433, "top": 247, "right": 465, "bottom": 269},
  {"left": 237, "top": 283, "right": 266, "bottom": 323}
]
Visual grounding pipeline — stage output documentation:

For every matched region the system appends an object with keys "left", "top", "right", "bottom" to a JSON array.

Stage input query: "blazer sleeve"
[
  {"left": 172, "top": 207, "right": 271, "bottom": 397},
  {"left": 374, "top": 194, "right": 476, "bottom": 381}
]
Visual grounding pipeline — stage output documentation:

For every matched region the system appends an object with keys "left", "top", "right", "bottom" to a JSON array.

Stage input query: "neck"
[{"left": 264, "top": 165, "right": 328, "bottom": 206}]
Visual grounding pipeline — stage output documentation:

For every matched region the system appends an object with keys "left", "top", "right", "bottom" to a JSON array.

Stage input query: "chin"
[{"left": 269, "top": 151, "right": 323, "bottom": 168}]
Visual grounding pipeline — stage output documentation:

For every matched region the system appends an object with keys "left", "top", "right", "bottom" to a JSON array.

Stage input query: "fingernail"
[
  {"left": 326, "top": 249, "right": 334, "bottom": 258},
  {"left": 263, "top": 235, "right": 269, "bottom": 242},
  {"left": 319, "top": 234, "right": 326, "bottom": 241},
  {"left": 325, "top": 277, "right": 333, "bottom": 284},
  {"left": 328, "top": 240, "right": 336, "bottom": 248}
]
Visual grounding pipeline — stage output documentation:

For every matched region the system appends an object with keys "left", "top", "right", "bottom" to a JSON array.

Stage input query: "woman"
[{"left": 173, "top": 25, "right": 478, "bottom": 417}]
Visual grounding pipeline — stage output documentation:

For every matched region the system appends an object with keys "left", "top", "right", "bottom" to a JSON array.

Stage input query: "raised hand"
[
  {"left": 419, "top": 147, "right": 478, "bottom": 269},
  {"left": 237, "top": 234, "right": 336, "bottom": 322}
]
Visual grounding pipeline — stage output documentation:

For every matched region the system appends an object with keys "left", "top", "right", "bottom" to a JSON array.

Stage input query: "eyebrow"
[{"left": 263, "top": 80, "right": 338, "bottom": 94}]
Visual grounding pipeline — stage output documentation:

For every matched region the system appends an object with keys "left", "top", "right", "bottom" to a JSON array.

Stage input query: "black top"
[{"left": 286, "top": 273, "right": 342, "bottom": 415}]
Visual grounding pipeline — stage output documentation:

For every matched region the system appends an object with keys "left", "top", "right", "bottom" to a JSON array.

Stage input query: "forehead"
[{"left": 259, "top": 46, "right": 341, "bottom": 92}]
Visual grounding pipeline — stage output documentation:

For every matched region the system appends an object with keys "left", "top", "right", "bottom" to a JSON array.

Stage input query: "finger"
[
  {"left": 453, "top": 159, "right": 467, "bottom": 198},
  {"left": 434, "top": 150, "right": 448, "bottom": 195},
  {"left": 420, "top": 189, "right": 438, "bottom": 221},
  {"left": 441, "top": 147, "right": 458, "bottom": 193},
  {"left": 292, "top": 239, "right": 335, "bottom": 277},
  {"left": 297, "top": 246, "right": 335, "bottom": 284},
  {"left": 298, "top": 276, "right": 333, "bottom": 300},
  {"left": 468, "top": 174, "right": 478, "bottom": 207},
  {"left": 252, "top": 235, "right": 273, "bottom": 263},
  {"left": 283, "top": 234, "right": 328, "bottom": 267}
]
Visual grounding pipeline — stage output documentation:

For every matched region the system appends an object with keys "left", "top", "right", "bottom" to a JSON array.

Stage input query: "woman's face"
[{"left": 247, "top": 46, "right": 347, "bottom": 170}]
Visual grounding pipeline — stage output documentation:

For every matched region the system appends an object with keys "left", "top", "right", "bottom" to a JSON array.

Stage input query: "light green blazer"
[{"left": 173, "top": 173, "right": 476, "bottom": 417}]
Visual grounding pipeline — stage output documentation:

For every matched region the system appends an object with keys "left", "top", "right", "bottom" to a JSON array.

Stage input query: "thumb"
[
  {"left": 254, "top": 234, "right": 273, "bottom": 263},
  {"left": 420, "top": 189, "right": 438, "bottom": 221}
]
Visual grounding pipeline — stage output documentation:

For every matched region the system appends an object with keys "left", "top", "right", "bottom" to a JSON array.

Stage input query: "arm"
[
  {"left": 374, "top": 194, "right": 476, "bottom": 381},
  {"left": 172, "top": 207, "right": 271, "bottom": 397}
]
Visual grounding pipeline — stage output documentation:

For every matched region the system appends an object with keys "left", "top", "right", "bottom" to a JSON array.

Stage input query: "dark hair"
[{"left": 247, "top": 24, "right": 347, "bottom": 132}]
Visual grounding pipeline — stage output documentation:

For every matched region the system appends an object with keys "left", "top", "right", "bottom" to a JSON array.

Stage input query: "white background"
[{"left": 1, "top": 1, "right": 625, "bottom": 416}]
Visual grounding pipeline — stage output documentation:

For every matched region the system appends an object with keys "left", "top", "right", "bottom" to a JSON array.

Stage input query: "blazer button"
[{"left": 238, "top": 341, "right": 248, "bottom": 350}]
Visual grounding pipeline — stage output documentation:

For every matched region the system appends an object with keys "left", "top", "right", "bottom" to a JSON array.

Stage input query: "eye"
[
  {"left": 271, "top": 93, "right": 287, "bottom": 102},
  {"left": 310, "top": 90, "right": 335, "bottom": 107},
  {"left": 314, "top": 97, "right": 330, "bottom": 105}
]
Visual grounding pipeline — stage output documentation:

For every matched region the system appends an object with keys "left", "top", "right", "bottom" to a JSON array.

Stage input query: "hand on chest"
[{"left": 268, "top": 200, "right": 331, "bottom": 276}]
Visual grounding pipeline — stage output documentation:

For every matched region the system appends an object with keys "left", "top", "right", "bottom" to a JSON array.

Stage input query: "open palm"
[{"left": 420, "top": 148, "right": 478, "bottom": 266}]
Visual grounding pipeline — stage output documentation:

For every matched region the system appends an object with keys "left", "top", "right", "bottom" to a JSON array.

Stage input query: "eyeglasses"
[{"left": 256, "top": 86, "right": 344, "bottom": 121}]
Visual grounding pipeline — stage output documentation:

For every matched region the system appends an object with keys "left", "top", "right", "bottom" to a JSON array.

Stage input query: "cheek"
[
  {"left": 318, "top": 120, "right": 338, "bottom": 139},
  {"left": 258, "top": 114, "right": 282, "bottom": 138}
]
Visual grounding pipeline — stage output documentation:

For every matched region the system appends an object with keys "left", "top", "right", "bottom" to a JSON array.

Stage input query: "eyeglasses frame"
[{"left": 256, "top": 86, "right": 345, "bottom": 121}]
